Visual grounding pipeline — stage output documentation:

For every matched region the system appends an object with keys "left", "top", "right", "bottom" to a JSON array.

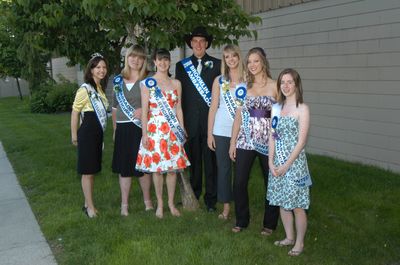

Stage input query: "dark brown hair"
[
  {"left": 277, "top": 68, "right": 303, "bottom": 107},
  {"left": 84, "top": 55, "right": 108, "bottom": 91}
]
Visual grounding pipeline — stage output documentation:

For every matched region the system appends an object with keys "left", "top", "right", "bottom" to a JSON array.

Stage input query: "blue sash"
[
  {"left": 113, "top": 75, "right": 142, "bottom": 128},
  {"left": 241, "top": 97, "right": 269, "bottom": 156},
  {"left": 81, "top": 83, "right": 107, "bottom": 131},
  {"left": 181, "top": 57, "right": 211, "bottom": 107},
  {"left": 143, "top": 77, "right": 186, "bottom": 144}
]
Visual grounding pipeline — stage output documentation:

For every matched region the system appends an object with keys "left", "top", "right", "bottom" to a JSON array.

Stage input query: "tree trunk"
[
  {"left": 15, "top": 77, "right": 22, "bottom": 100},
  {"left": 178, "top": 171, "right": 199, "bottom": 211}
]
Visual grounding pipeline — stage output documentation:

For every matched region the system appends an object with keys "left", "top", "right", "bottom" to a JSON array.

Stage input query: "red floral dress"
[{"left": 136, "top": 89, "right": 190, "bottom": 173}]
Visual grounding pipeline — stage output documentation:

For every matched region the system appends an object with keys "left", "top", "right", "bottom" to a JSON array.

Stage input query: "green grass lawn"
[{"left": 0, "top": 96, "right": 399, "bottom": 265}]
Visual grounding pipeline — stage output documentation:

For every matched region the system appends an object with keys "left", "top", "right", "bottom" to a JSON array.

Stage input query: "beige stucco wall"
[{"left": 225, "top": 0, "right": 400, "bottom": 172}]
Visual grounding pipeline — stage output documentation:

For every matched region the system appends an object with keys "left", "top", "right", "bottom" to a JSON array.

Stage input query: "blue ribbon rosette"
[
  {"left": 271, "top": 116, "right": 279, "bottom": 140},
  {"left": 113, "top": 75, "right": 123, "bottom": 92},
  {"left": 235, "top": 86, "right": 246, "bottom": 106},
  {"left": 145, "top": 77, "right": 157, "bottom": 88}
]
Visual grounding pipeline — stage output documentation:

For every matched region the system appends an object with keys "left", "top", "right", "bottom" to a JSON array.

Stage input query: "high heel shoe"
[
  {"left": 121, "top": 204, "right": 129, "bottom": 217},
  {"left": 144, "top": 200, "right": 154, "bottom": 211}
]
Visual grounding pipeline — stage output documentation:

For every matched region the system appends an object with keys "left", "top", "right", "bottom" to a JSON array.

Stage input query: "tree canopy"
[{"left": 1, "top": 0, "right": 261, "bottom": 90}]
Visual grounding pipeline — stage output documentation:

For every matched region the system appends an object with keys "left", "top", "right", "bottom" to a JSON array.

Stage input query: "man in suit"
[{"left": 175, "top": 26, "right": 221, "bottom": 211}]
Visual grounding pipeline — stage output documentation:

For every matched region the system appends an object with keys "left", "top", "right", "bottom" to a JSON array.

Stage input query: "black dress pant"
[
  {"left": 185, "top": 132, "right": 217, "bottom": 208},
  {"left": 233, "top": 148, "right": 279, "bottom": 229}
]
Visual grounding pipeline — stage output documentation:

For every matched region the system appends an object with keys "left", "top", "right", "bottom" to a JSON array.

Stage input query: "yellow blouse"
[{"left": 72, "top": 86, "right": 109, "bottom": 112}]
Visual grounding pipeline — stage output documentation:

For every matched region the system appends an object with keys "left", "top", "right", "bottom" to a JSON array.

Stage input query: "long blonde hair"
[
  {"left": 121, "top": 45, "right": 148, "bottom": 81},
  {"left": 221, "top": 44, "right": 245, "bottom": 83},
  {"left": 245, "top": 47, "right": 271, "bottom": 89}
]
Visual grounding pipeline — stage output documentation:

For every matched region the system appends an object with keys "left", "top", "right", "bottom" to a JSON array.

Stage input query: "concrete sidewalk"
[{"left": 0, "top": 142, "right": 57, "bottom": 265}]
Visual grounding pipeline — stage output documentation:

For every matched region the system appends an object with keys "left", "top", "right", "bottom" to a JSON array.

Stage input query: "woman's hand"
[
  {"left": 142, "top": 134, "right": 149, "bottom": 149},
  {"left": 207, "top": 134, "right": 216, "bottom": 151},
  {"left": 269, "top": 161, "right": 279, "bottom": 177},
  {"left": 71, "top": 138, "right": 78, "bottom": 146},
  {"left": 229, "top": 142, "right": 236, "bottom": 161},
  {"left": 275, "top": 164, "right": 289, "bottom": 176}
]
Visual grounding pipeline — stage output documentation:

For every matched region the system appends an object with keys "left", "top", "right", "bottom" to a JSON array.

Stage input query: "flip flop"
[
  {"left": 274, "top": 239, "right": 295, "bottom": 247},
  {"left": 232, "top": 226, "right": 244, "bottom": 233},
  {"left": 288, "top": 249, "right": 303, "bottom": 256},
  {"left": 260, "top": 227, "right": 273, "bottom": 236}
]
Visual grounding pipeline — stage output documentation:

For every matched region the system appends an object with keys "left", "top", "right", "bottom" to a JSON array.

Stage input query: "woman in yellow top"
[{"left": 71, "top": 53, "right": 109, "bottom": 218}]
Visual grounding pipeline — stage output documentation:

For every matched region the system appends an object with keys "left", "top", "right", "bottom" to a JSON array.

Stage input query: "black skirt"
[
  {"left": 112, "top": 122, "right": 144, "bottom": 177},
  {"left": 77, "top": 112, "right": 103, "bottom": 174}
]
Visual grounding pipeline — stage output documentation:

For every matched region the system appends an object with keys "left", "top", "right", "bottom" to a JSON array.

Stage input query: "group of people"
[{"left": 70, "top": 26, "right": 312, "bottom": 256}]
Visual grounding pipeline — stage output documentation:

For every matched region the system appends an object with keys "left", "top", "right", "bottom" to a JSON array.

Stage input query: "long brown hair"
[
  {"left": 245, "top": 47, "right": 271, "bottom": 89},
  {"left": 277, "top": 68, "right": 303, "bottom": 107},
  {"left": 84, "top": 55, "right": 108, "bottom": 91}
]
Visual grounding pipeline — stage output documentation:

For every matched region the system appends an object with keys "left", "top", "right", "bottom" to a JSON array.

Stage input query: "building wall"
[
  {"left": 0, "top": 78, "right": 29, "bottom": 98},
  {"left": 51, "top": 57, "right": 80, "bottom": 83},
  {"left": 228, "top": 0, "right": 400, "bottom": 172},
  {"left": 237, "top": 0, "right": 316, "bottom": 14}
]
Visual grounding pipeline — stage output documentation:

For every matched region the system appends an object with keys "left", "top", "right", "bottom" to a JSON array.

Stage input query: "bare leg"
[
  {"left": 82, "top": 174, "right": 97, "bottom": 217},
  {"left": 139, "top": 173, "right": 153, "bottom": 210},
  {"left": 280, "top": 208, "right": 295, "bottom": 241},
  {"left": 291, "top": 208, "right": 307, "bottom": 252},
  {"left": 218, "top": 203, "right": 230, "bottom": 219},
  {"left": 119, "top": 176, "right": 132, "bottom": 216},
  {"left": 166, "top": 172, "right": 180, "bottom": 216},
  {"left": 152, "top": 173, "right": 164, "bottom": 218}
]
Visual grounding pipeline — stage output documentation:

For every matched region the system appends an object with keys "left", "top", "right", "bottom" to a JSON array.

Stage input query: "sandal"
[
  {"left": 121, "top": 204, "right": 129, "bottom": 217},
  {"left": 218, "top": 212, "right": 229, "bottom": 220},
  {"left": 155, "top": 207, "right": 163, "bottom": 219},
  {"left": 169, "top": 205, "right": 181, "bottom": 217},
  {"left": 232, "top": 226, "right": 244, "bottom": 233},
  {"left": 288, "top": 248, "right": 303, "bottom": 256},
  {"left": 274, "top": 238, "right": 295, "bottom": 247},
  {"left": 85, "top": 207, "right": 97, "bottom": 218},
  {"left": 144, "top": 200, "right": 154, "bottom": 211},
  {"left": 260, "top": 227, "right": 273, "bottom": 236}
]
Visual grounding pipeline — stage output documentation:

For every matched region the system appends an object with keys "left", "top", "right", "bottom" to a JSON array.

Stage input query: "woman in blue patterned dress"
[
  {"left": 267, "top": 68, "right": 312, "bottom": 256},
  {"left": 229, "top": 47, "right": 279, "bottom": 233}
]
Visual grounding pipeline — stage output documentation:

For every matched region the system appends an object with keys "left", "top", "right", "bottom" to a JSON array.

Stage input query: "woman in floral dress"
[
  {"left": 136, "top": 49, "right": 190, "bottom": 218},
  {"left": 267, "top": 68, "right": 312, "bottom": 256}
]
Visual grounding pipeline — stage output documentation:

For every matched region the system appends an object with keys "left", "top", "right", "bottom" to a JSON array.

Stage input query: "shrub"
[
  {"left": 46, "top": 82, "right": 77, "bottom": 113},
  {"left": 30, "top": 84, "right": 52, "bottom": 113},
  {"left": 30, "top": 81, "right": 77, "bottom": 113}
]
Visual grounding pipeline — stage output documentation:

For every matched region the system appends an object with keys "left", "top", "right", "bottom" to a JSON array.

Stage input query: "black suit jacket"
[{"left": 175, "top": 53, "right": 221, "bottom": 138}]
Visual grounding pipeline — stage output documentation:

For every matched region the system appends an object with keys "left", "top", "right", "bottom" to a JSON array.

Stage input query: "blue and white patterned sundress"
[{"left": 267, "top": 116, "right": 311, "bottom": 210}]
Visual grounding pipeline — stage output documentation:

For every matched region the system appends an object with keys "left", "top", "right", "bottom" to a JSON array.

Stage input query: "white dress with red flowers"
[{"left": 136, "top": 89, "right": 190, "bottom": 173}]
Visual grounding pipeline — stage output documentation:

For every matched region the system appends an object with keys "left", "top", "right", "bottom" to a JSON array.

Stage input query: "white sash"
[
  {"left": 113, "top": 75, "right": 142, "bottom": 128},
  {"left": 81, "top": 83, "right": 107, "bottom": 131},
  {"left": 181, "top": 57, "right": 211, "bottom": 107},
  {"left": 143, "top": 78, "right": 186, "bottom": 144},
  {"left": 219, "top": 76, "right": 244, "bottom": 121},
  {"left": 271, "top": 103, "right": 312, "bottom": 187}
]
